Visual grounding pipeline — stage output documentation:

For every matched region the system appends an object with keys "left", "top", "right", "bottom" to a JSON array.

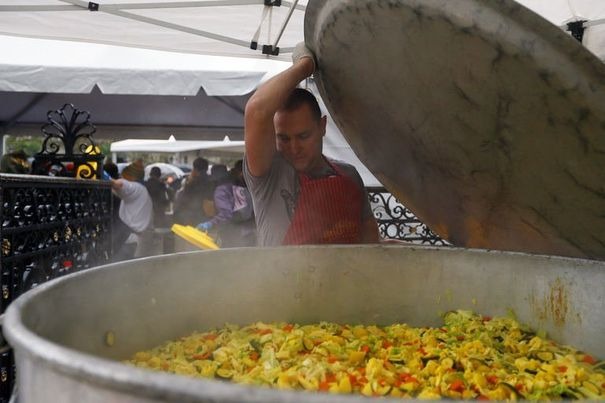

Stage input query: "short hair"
[
  {"left": 233, "top": 159, "right": 243, "bottom": 172},
  {"left": 192, "top": 157, "right": 209, "bottom": 173},
  {"left": 149, "top": 166, "right": 161, "bottom": 178},
  {"left": 103, "top": 162, "right": 119, "bottom": 179},
  {"left": 281, "top": 88, "right": 322, "bottom": 122},
  {"left": 122, "top": 160, "right": 144, "bottom": 182},
  {"left": 210, "top": 164, "right": 229, "bottom": 183}
]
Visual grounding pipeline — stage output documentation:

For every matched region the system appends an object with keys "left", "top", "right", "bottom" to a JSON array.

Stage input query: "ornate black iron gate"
[
  {"left": 0, "top": 174, "right": 113, "bottom": 401},
  {"left": 367, "top": 187, "right": 448, "bottom": 245}
]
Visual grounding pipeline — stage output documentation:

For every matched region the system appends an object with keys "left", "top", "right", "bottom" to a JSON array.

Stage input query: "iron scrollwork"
[
  {"left": 34, "top": 104, "right": 104, "bottom": 179},
  {"left": 0, "top": 175, "right": 112, "bottom": 315},
  {"left": 0, "top": 174, "right": 113, "bottom": 402},
  {"left": 367, "top": 187, "right": 449, "bottom": 246}
]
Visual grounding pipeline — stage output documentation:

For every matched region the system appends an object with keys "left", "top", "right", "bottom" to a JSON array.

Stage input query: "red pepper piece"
[
  {"left": 449, "top": 379, "right": 465, "bottom": 393},
  {"left": 486, "top": 375, "right": 498, "bottom": 385},
  {"left": 192, "top": 352, "right": 212, "bottom": 360},
  {"left": 582, "top": 355, "right": 597, "bottom": 365}
]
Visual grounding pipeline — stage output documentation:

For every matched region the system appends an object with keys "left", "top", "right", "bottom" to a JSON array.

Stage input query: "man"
[
  {"left": 196, "top": 163, "right": 257, "bottom": 247},
  {"left": 173, "top": 157, "right": 215, "bottom": 226},
  {"left": 145, "top": 166, "right": 170, "bottom": 228},
  {"left": 103, "top": 161, "right": 132, "bottom": 259},
  {"left": 243, "top": 43, "right": 379, "bottom": 246},
  {"left": 111, "top": 160, "right": 154, "bottom": 258}
]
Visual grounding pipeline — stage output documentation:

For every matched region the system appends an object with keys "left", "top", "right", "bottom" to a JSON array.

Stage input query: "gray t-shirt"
[{"left": 243, "top": 153, "right": 372, "bottom": 246}]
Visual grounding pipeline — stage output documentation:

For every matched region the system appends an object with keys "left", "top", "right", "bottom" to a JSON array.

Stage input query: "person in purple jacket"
[{"left": 197, "top": 164, "right": 255, "bottom": 247}]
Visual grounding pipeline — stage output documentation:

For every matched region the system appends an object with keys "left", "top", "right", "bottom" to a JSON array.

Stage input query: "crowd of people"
[
  {"left": 0, "top": 150, "right": 257, "bottom": 258},
  {"left": 106, "top": 157, "right": 256, "bottom": 260}
]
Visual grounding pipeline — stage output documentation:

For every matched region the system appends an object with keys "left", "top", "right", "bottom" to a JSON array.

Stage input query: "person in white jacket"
[{"left": 111, "top": 160, "right": 154, "bottom": 258}]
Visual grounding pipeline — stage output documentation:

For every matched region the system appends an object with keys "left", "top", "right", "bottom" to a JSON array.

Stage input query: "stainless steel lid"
[{"left": 305, "top": 0, "right": 605, "bottom": 259}]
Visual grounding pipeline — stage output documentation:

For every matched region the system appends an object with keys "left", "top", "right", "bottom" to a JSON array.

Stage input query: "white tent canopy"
[
  {"left": 1, "top": 0, "right": 605, "bottom": 61},
  {"left": 111, "top": 135, "right": 246, "bottom": 153},
  {"left": 0, "top": 35, "right": 290, "bottom": 97},
  {"left": 515, "top": 0, "right": 605, "bottom": 59},
  {"left": 0, "top": 0, "right": 307, "bottom": 61}
]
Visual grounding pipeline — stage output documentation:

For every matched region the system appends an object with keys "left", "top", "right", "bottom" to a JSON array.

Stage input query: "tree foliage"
[{"left": 5, "top": 135, "right": 111, "bottom": 158}]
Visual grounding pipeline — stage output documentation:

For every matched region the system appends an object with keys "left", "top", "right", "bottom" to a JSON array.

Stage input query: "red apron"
[{"left": 283, "top": 161, "right": 363, "bottom": 245}]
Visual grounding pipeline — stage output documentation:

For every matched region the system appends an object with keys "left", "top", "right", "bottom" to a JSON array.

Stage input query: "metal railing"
[
  {"left": 367, "top": 187, "right": 449, "bottom": 246},
  {"left": 33, "top": 104, "right": 105, "bottom": 179},
  {"left": 0, "top": 173, "right": 113, "bottom": 401}
]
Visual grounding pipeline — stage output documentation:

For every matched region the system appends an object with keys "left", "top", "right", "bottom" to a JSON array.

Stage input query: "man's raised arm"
[{"left": 244, "top": 44, "right": 315, "bottom": 177}]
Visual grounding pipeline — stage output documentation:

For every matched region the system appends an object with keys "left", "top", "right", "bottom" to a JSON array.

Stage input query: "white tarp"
[
  {"left": 516, "top": 0, "right": 605, "bottom": 60},
  {"left": 0, "top": 0, "right": 307, "bottom": 61},
  {"left": 0, "top": 35, "right": 290, "bottom": 96},
  {"left": 111, "top": 135, "right": 246, "bottom": 153}
]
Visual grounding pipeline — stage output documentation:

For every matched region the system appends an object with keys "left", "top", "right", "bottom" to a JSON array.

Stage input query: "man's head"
[
  {"left": 192, "top": 157, "right": 209, "bottom": 177},
  {"left": 210, "top": 164, "right": 229, "bottom": 183},
  {"left": 122, "top": 160, "right": 144, "bottom": 182},
  {"left": 232, "top": 159, "right": 243, "bottom": 176},
  {"left": 149, "top": 166, "right": 162, "bottom": 179},
  {"left": 103, "top": 162, "right": 119, "bottom": 180},
  {"left": 274, "top": 88, "right": 327, "bottom": 174},
  {"left": 230, "top": 159, "right": 244, "bottom": 183}
]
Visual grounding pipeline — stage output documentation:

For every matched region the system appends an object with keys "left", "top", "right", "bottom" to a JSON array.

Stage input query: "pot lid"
[{"left": 305, "top": 0, "right": 605, "bottom": 259}]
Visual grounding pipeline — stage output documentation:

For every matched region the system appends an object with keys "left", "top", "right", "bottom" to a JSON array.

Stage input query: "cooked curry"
[{"left": 127, "top": 311, "right": 604, "bottom": 399}]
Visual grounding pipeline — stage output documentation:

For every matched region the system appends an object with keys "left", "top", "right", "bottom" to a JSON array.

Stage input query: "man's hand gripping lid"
[{"left": 292, "top": 42, "right": 317, "bottom": 74}]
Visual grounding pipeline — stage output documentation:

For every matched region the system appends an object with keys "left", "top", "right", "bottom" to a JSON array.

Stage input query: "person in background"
[
  {"left": 103, "top": 162, "right": 119, "bottom": 182},
  {"left": 196, "top": 164, "right": 233, "bottom": 243},
  {"left": 229, "top": 159, "right": 256, "bottom": 246},
  {"left": 0, "top": 150, "right": 30, "bottom": 174},
  {"left": 243, "top": 43, "right": 379, "bottom": 246},
  {"left": 173, "top": 157, "right": 214, "bottom": 226},
  {"left": 231, "top": 159, "right": 247, "bottom": 188},
  {"left": 197, "top": 164, "right": 255, "bottom": 248},
  {"left": 145, "top": 166, "right": 170, "bottom": 228},
  {"left": 110, "top": 160, "right": 154, "bottom": 259},
  {"left": 103, "top": 161, "right": 132, "bottom": 259}
]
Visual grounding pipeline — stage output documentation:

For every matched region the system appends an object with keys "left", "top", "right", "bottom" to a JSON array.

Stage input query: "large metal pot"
[{"left": 4, "top": 245, "right": 605, "bottom": 402}]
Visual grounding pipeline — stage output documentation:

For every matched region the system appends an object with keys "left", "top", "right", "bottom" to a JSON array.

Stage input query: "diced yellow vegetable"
[
  {"left": 352, "top": 327, "right": 368, "bottom": 338},
  {"left": 348, "top": 351, "right": 365, "bottom": 364},
  {"left": 361, "top": 382, "right": 373, "bottom": 396},
  {"left": 338, "top": 375, "right": 352, "bottom": 393}
]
